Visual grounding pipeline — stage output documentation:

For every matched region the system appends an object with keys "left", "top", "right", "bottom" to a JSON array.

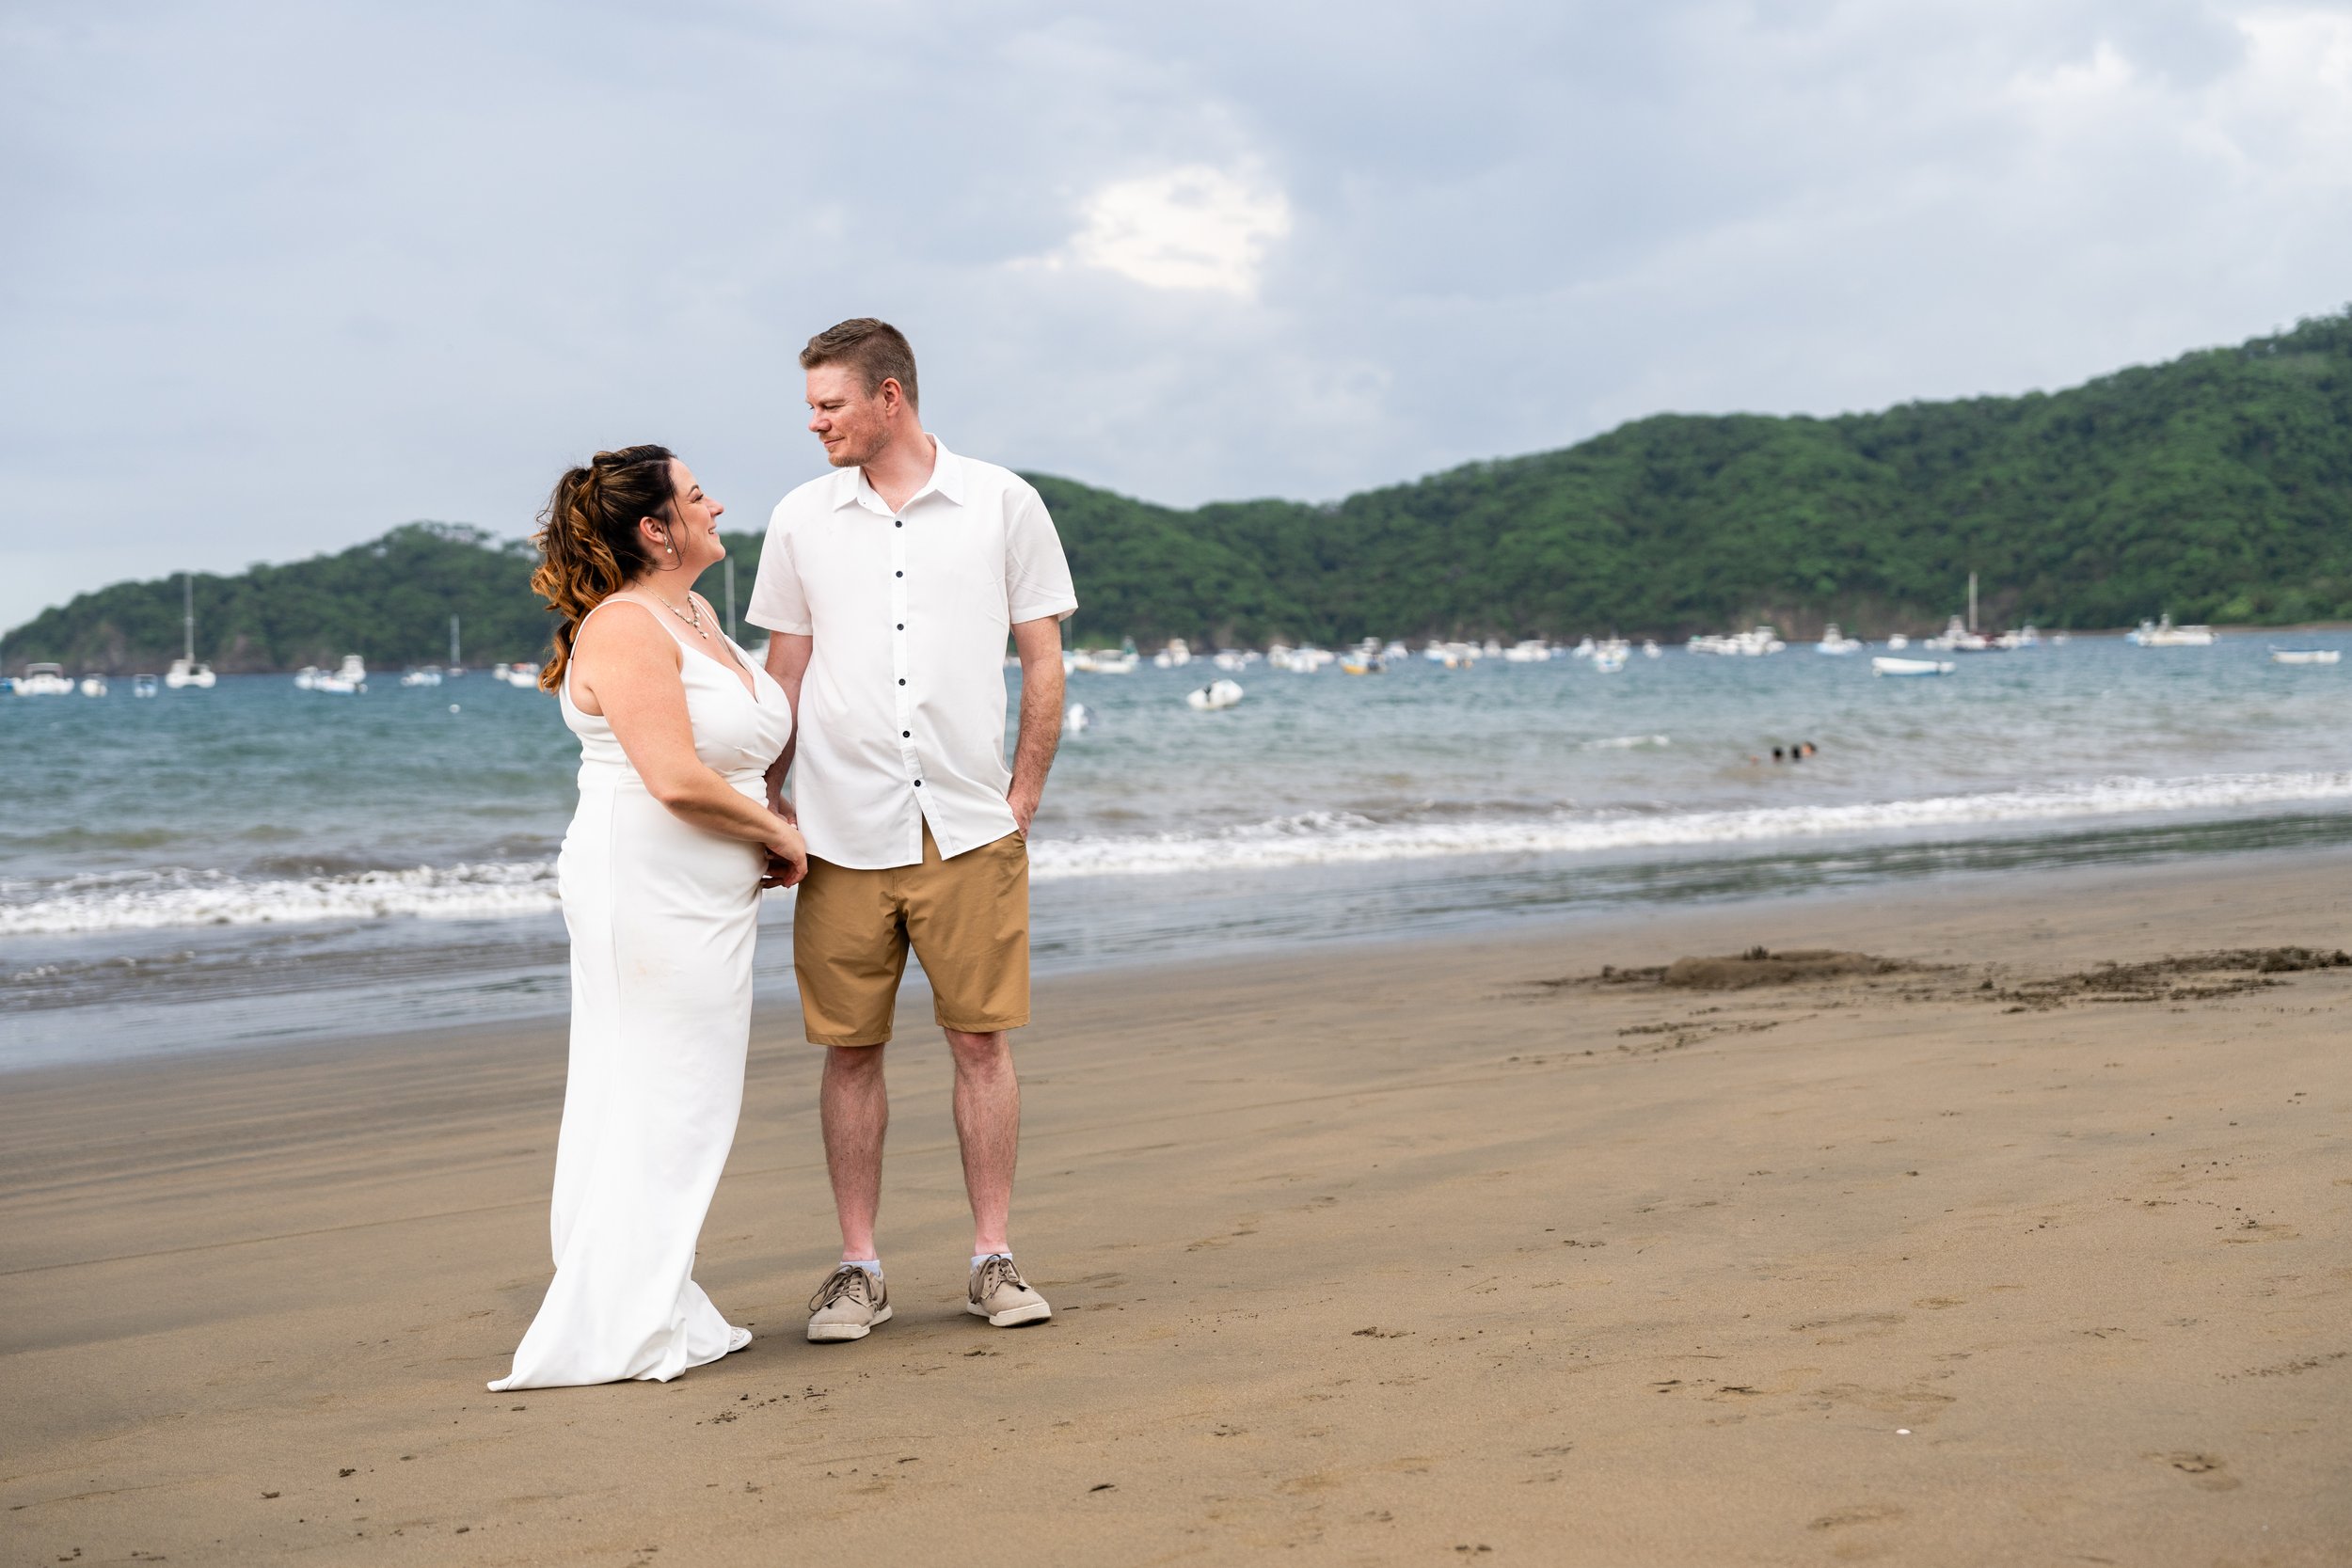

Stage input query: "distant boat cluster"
[{"left": 1030, "top": 607, "right": 2324, "bottom": 712}]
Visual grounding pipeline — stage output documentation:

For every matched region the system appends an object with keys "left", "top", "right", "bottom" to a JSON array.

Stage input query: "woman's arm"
[{"left": 570, "top": 602, "right": 806, "bottom": 883}]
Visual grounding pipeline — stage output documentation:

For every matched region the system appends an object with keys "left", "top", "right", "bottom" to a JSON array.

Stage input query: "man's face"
[{"left": 805, "top": 364, "right": 891, "bottom": 468}]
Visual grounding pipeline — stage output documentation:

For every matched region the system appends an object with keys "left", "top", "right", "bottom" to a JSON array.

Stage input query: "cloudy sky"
[{"left": 6, "top": 0, "right": 2350, "bottom": 629}]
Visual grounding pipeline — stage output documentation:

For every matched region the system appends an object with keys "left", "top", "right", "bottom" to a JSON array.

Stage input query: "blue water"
[{"left": 5, "top": 635, "right": 2349, "bottom": 1067}]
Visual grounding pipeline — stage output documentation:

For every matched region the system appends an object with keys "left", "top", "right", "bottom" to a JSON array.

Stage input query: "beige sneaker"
[
  {"left": 966, "top": 1254, "right": 1052, "bottom": 1327},
  {"left": 806, "top": 1265, "right": 891, "bottom": 1342}
]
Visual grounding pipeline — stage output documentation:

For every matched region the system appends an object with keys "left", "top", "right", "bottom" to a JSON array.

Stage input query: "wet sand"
[{"left": 3, "top": 851, "right": 2348, "bottom": 1565}]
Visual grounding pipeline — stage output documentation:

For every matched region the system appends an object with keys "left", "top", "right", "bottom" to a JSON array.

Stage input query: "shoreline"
[
  {"left": 3, "top": 847, "right": 2347, "bottom": 1562},
  {"left": 13, "top": 825, "right": 2352, "bottom": 1075}
]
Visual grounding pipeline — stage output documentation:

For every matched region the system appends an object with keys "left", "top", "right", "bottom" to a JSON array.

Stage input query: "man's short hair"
[{"left": 801, "top": 318, "right": 918, "bottom": 409}]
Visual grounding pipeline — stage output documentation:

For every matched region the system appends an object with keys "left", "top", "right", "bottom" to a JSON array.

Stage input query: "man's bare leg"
[
  {"left": 821, "top": 1043, "right": 888, "bottom": 1259},
  {"left": 944, "top": 1028, "right": 1019, "bottom": 1256}
]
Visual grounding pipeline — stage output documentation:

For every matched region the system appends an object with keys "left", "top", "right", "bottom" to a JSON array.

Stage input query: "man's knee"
[
  {"left": 825, "top": 1042, "right": 886, "bottom": 1083},
  {"left": 943, "top": 1028, "right": 1011, "bottom": 1073}
]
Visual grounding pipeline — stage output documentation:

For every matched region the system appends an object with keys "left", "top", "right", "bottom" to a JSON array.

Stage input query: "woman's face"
[{"left": 647, "top": 460, "right": 725, "bottom": 578}]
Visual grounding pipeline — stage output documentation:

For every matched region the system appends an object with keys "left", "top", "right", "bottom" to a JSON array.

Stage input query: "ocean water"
[{"left": 5, "top": 635, "right": 2349, "bottom": 1068}]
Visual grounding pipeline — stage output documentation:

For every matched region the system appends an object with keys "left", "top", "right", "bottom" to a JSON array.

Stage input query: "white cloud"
[{"left": 1060, "top": 165, "right": 1292, "bottom": 297}]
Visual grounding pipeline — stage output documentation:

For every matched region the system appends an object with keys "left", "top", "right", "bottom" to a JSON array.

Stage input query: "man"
[{"left": 748, "top": 318, "right": 1075, "bottom": 1344}]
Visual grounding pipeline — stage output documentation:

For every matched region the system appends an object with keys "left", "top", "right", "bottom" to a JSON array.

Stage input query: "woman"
[{"left": 489, "top": 444, "right": 803, "bottom": 1391}]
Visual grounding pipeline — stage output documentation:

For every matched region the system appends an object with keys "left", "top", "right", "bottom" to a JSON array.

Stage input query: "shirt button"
[
  {"left": 897, "top": 623, "right": 904, "bottom": 630},
  {"left": 901, "top": 729, "right": 911, "bottom": 737},
  {"left": 895, "top": 520, "right": 903, "bottom": 528},
  {"left": 898, "top": 677, "right": 906, "bottom": 685},
  {"left": 896, "top": 570, "right": 904, "bottom": 578},
  {"left": 914, "top": 779, "right": 923, "bottom": 787}
]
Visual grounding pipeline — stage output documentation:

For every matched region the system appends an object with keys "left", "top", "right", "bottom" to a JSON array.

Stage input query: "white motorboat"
[
  {"left": 1423, "top": 640, "right": 1479, "bottom": 668},
  {"left": 2126, "top": 614, "right": 2215, "bottom": 647},
  {"left": 11, "top": 662, "right": 73, "bottom": 696},
  {"left": 164, "top": 573, "right": 217, "bottom": 688},
  {"left": 1186, "top": 678, "right": 1245, "bottom": 711},
  {"left": 78, "top": 673, "right": 109, "bottom": 697},
  {"left": 1151, "top": 638, "right": 1193, "bottom": 670},
  {"left": 1070, "top": 647, "right": 1139, "bottom": 674},
  {"left": 2271, "top": 649, "right": 2341, "bottom": 666},
  {"left": 1688, "top": 626, "right": 1787, "bottom": 657},
  {"left": 1504, "top": 639, "right": 1553, "bottom": 663},
  {"left": 304, "top": 654, "right": 368, "bottom": 693},
  {"left": 1642, "top": 640, "right": 1661, "bottom": 657},
  {"left": 1924, "top": 616, "right": 1991, "bottom": 653},
  {"left": 1884, "top": 633, "right": 1911, "bottom": 651},
  {"left": 1382, "top": 641, "right": 1411, "bottom": 661},
  {"left": 1873, "top": 656, "right": 1955, "bottom": 677},
  {"left": 493, "top": 660, "right": 544, "bottom": 687},
  {"left": 1994, "top": 625, "right": 2042, "bottom": 650},
  {"left": 1065, "top": 701, "right": 1090, "bottom": 732},
  {"left": 1211, "top": 649, "right": 1250, "bottom": 673},
  {"left": 400, "top": 666, "right": 445, "bottom": 688},
  {"left": 1816, "top": 624, "right": 1863, "bottom": 656},
  {"left": 1593, "top": 645, "right": 1629, "bottom": 673},
  {"left": 1268, "top": 643, "right": 1333, "bottom": 673}
]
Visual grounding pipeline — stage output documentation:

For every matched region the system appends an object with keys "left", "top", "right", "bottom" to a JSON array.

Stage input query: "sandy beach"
[{"left": 4, "top": 850, "right": 2348, "bottom": 1565}]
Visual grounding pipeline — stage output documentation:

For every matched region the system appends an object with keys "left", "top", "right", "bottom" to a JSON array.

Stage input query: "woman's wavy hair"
[{"left": 531, "top": 444, "right": 679, "bottom": 691}]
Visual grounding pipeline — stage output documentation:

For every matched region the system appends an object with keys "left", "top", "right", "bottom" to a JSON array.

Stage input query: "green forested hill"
[{"left": 9, "top": 309, "right": 2350, "bottom": 671}]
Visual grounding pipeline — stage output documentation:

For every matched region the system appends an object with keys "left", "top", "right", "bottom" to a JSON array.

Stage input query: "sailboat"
[{"left": 164, "top": 573, "right": 217, "bottom": 689}]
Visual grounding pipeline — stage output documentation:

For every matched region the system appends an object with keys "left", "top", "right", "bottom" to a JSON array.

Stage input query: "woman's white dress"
[{"left": 489, "top": 603, "right": 793, "bottom": 1391}]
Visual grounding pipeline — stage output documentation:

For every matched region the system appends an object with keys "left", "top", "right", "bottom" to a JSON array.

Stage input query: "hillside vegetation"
[{"left": 8, "top": 309, "right": 2349, "bottom": 672}]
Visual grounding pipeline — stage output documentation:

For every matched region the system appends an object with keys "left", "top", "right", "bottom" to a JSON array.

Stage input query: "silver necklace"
[{"left": 646, "top": 589, "right": 710, "bottom": 640}]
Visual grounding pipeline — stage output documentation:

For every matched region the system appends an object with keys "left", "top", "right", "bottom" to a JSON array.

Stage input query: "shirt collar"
[{"left": 831, "top": 435, "right": 965, "bottom": 515}]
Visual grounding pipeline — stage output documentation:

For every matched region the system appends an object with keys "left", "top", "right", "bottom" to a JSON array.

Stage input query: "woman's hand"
[{"left": 760, "top": 825, "right": 808, "bottom": 890}]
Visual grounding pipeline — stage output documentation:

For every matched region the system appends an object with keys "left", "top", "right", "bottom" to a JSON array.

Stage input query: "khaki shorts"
[{"left": 791, "top": 823, "right": 1030, "bottom": 1046}]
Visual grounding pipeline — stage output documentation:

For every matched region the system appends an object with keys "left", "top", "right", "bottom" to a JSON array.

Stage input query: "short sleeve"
[
  {"left": 1005, "top": 483, "right": 1078, "bottom": 624},
  {"left": 744, "top": 499, "right": 813, "bottom": 635}
]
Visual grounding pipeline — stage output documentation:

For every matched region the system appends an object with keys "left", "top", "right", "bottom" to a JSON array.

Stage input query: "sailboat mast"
[
  {"left": 183, "top": 572, "right": 195, "bottom": 662},
  {"left": 1967, "top": 572, "right": 1978, "bottom": 633},
  {"left": 451, "top": 614, "right": 461, "bottom": 665}
]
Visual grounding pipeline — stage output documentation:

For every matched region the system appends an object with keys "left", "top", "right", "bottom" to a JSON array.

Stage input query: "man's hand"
[{"left": 1008, "top": 785, "right": 1040, "bottom": 836}]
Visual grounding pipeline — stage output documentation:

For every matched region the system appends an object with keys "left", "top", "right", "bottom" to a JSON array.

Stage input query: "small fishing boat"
[
  {"left": 1924, "top": 616, "right": 1991, "bottom": 653},
  {"left": 11, "top": 662, "right": 73, "bottom": 696},
  {"left": 1884, "top": 633, "right": 1911, "bottom": 651},
  {"left": 1641, "top": 640, "right": 1661, "bottom": 657},
  {"left": 2126, "top": 614, "right": 2216, "bottom": 647},
  {"left": 2270, "top": 649, "right": 2341, "bottom": 666},
  {"left": 1070, "top": 647, "right": 1139, "bottom": 674},
  {"left": 1186, "top": 678, "right": 1245, "bottom": 711},
  {"left": 1065, "top": 702, "right": 1090, "bottom": 732},
  {"left": 132, "top": 673, "right": 160, "bottom": 698},
  {"left": 1151, "top": 638, "right": 1192, "bottom": 670},
  {"left": 78, "top": 673, "right": 109, "bottom": 697},
  {"left": 303, "top": 654, "right": 368, "bottom": 694},
  {"left": 1815, "top": 624, "right": 1862, "bottom": 656},
  {"left": 400, "top": 665, "right": 445, "bottom": 688},
  {"left": 1872, "top": 656, "right": 1955, "bottom": 677}
]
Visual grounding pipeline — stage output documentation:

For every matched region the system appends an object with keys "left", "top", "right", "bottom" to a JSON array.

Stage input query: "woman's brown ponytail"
[{"left": 531, "top": 444, "right": 678, "bottom": 691}]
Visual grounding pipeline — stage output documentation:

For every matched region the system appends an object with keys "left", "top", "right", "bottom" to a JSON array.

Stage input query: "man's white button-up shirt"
[{"left": 746, "top": 437, "right": 1078, "bottom": 869}]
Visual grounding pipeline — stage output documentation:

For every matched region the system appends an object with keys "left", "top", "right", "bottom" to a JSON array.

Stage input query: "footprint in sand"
[
  {"left": 1808, "top": 1502, "right": 1905, "bottom": 1530},
  {"left": 1790, "top": 1311, "right": 1906, "bottom": 1344},
  {"left": 2153, "top": 1451, "right": 2243, "bottom": 1492}
]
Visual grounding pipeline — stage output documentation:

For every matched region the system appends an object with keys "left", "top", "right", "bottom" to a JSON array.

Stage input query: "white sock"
[
  {"left": 843, "top": 1258, "right": 882, "bottom": 1277},
  {"left": 972, "top": 1252, "right": 1009, "bottom": 1270}
]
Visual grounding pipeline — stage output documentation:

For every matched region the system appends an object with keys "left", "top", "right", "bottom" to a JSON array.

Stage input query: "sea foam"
[{"left": 6, "top": 769, "right": 2351, "bottom": 937}]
